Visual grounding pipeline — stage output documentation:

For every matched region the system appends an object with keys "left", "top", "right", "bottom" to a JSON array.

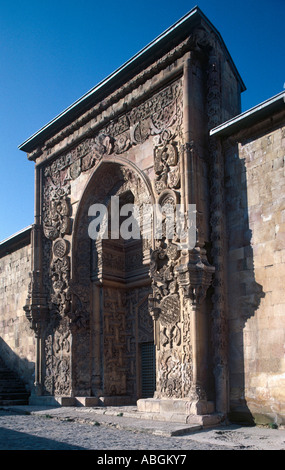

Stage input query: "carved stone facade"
[
  {"left": 1, "top": 7, "right": 282, "bottom": 425},
  {"left": 19, "top": 9, "right": 244, "bottom": 422}
]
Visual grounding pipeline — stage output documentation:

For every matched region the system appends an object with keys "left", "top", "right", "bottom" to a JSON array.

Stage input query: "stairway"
[{"left": 0, "top": 357, "right": 30, "bottom": 405}]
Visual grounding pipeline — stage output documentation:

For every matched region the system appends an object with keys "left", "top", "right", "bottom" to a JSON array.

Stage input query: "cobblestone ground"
[
  {"left": 1, "top": 408, "right": 284, "bottom": 452},
  {"left": 0, "top": 409, "right": 233, "bottom": 451}
]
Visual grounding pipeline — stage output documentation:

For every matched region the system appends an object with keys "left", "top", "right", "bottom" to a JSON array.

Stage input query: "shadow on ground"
[
  {"left": 0, "top": 409, "right": 85, "bottom": 450},
  {"left": 0, "top": 426, "right": 87, "bottom": 450}
]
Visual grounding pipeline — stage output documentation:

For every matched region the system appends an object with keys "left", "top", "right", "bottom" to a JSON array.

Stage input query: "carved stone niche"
[{"left": 90, "top": 189, "right": 149, "bottom": 287}]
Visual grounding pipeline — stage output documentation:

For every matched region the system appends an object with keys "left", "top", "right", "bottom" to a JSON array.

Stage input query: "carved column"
[
  {"left": 26, "top": 160, "right": 75, "bottom": 398},
  {"left": 148, "top": 83, "right": 185, "bottom": 399},
  {"left": 24, "top": 167, "right": 49, "bottom": 396},
  {"left": 176, "top": 52, "right": 215, "bottom": 406},
  {"left": 207, "top": 48, "right": 229, "bottom": 415},
  {"left": 147, "top": 53, "right": 215, "bottom": 405}
]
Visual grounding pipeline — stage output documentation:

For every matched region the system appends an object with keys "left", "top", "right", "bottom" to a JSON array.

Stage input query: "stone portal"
[
  {"left": 71, "top": 163, "right": 154, "bottom": 404},
  {"left": 21, "top": 8, "right": 246, "bottom": 423}
]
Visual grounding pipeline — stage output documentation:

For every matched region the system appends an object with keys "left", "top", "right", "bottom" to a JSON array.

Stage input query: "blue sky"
[{"left": 0, "top": 0, "right": 284, "bottom": 241}]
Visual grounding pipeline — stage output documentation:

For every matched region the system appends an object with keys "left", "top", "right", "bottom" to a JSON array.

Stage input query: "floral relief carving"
[
  {"left": 38, "top": 78, "right": 183, "bottom": 399},
  {"left": 154, "top": 142, "right": 180, "bottom": 194},
  {"left": 158, "top": 351, "right": 182, "bottom": 398},
  {"left": 44, "top": 317, "right": 71, "bottom": 395},
  {"left": 207, "top": 49, "right": 229, "bottom": 403},
  {"left": 149, "top": 156, "right": 184, "bottom": 397},
  {"left": 49, "top": 256, "right": 71, "bottom": 317},
  {"left": 41, "top": 79, "right": 183, "bottom": 190},
  {"left": 42, "top": 177, "right": 71, "bottom": 241}
]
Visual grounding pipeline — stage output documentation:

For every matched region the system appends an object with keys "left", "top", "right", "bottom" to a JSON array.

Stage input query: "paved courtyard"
[
  {"left": 0, "top": 409, "right": 220, "bottom": 451},
  {"left": 0, "top": 406, "right": 284, "bottom": 451}
]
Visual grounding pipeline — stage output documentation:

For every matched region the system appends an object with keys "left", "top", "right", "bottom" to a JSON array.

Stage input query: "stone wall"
[
  {"left": 0, "top": 228, "right": 35, "bottom": 389},
  {"left": 225, "top": 112, "right": 285, "bottom": 425},
  {"left": 23, "top": 27, "right": 243, "bottom": 406},
  {"left": 18, "top": 13, "right": 245, "bottom": 418},
  {"left": 14, "top": 8, "right": 284, "bottom": 422}
]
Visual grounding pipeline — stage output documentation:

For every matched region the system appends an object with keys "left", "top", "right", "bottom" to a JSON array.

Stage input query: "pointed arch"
[{"left": 70, "top": 158, "right": 156, "bottom": 400}]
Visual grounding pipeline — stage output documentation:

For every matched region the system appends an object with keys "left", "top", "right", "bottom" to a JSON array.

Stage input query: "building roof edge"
[
  {"left": 0, "top": 225, "right": 32, "bottom": 247},
  {"left": 210, "top": 91, "right": 285, "bottom": 138},
  {"left": 19, "top": 6, "right": 245, "bottom": 154}
]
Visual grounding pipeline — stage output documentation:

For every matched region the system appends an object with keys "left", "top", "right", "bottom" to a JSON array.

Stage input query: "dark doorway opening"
[{"left": 140, "top": 342, "right": 156, "bottom": 398}]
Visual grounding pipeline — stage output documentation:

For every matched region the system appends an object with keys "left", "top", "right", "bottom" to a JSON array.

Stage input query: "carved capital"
[
  {"left": 24, "top": 268, "right": 49, "bottom": 335},
  {"left": 24, "top": 301, "right": 49, "bottom": 337},
  {"left": 175, "top": 249, "right": 215, "bottom": 305}
]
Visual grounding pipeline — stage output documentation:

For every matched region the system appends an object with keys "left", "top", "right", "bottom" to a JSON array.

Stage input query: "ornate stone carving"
[
  {"left": 24, "top": 225, "right": 50, "bottom": 343},
  {"left": 49, "top": 256, "right": 71, "bottom": 317},
  {"left": 154, "top": 142, "right": 180, "bottom": 194},
  {"left": 137, "top": 295, "right": 153, "bottom": 344},
  {"left": 158, "top": 351, "right": 182, "bottom": 398},
  {"left": 53, "top": 238, "right": 68, "bottom": 259},
  {"left": 44, "top": 317, "right": 71, "bottom": 395},
  {"left": 40, "top": 79, "right": 183, "bottom": 193},
  {"left": 38, "top": 77, "right": 184, "bottom": 400},
  {"left": 160, "top": 324, "right": 181, "bottom": 348},
  {"left": 181, "top": 297, "right": 193, "bottom": 396},
  {"left": 39, "top": 163, "right": 74, "bottom": 396},
  {"left": 42, "top": 184, "right": 71, "bottom": 241},
  {"left": 103, "top": 288, "right": 128, "bottom": 396},
  {"left": 206, "top": 48, "right": 229, "bottom": 413},
  {"left": 67, "top": 281, "right": 90, "bottom": 331},
  {"left": 131, "top": 119, "right": 150, "bottom": 144},
  {"left": 160, "top": 294, "right": 180, "bottom": 326},
  {"left": 175, "top": 248, "right": 215, "bottom": 305},
  {"left": 149, "top": 240, "right": 179, "bottom": 306},
  {"left": 29, "top": 35, "right": 202, "bottom": 164}
]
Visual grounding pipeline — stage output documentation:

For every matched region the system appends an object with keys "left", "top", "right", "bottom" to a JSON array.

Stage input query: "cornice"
[
  {"left": 19, "top": 6, "right": 245, "bottom": 159},
  {"left": 30, "top": 39, "right": 190, "bottom": 165}
]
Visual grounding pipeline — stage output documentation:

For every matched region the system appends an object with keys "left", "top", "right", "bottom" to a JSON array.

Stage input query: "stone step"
[
  {"left": 0, "top": 357, "right": 30, "bottom": 405},
  {"left": 0, "top": 378, "right": 27, "bottom": 383},
  {"left": 0, "top": 399, "right": 30, "bottom": 406},
  {"left": 0, "top": 392, "right": 30, "bottom": 399},
  {"left": 0, "top": 381, "right": 28, "bottom": 391},
  {"left": 0, "top": 372, "right": 22, "bottom": 377},
  {"left": 0, "top": 383, "right": 26, "bottom": 388}
]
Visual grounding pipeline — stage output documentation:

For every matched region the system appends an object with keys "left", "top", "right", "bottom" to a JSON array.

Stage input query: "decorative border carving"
[
  {"left": 207, "top": 48, "right": 229, "bottom": 413},
  {"left": 28, "top": 34, "right": 200, "bottom": 162},
  {"left": 41, "top": 79, "right": 183, "bottom": 189}
]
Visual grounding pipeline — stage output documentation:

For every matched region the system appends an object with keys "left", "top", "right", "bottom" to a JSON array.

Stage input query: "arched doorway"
[{"left": 71, "top": 161, "right": 155, "bottom": 404}]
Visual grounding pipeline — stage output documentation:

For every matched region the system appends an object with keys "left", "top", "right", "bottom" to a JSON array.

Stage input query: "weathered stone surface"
[
  {"left": 0, "top": 229, "right": 35, "bottom": 389},
  {"left": 223, "top": 111, "right": 285, "bottom": 425},
  {"left": 0, "top": 7, "right": 284, "bottom": 425}
]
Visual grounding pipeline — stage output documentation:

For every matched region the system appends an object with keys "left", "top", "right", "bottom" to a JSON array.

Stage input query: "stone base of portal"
[
  {"left": 29, "top": 395, "right": 98, "bottom": 407},
  {"left": 28, "top": 395, "right": 222, "bottom": 427},
  {"left": 137, "top": 398, "right": 222, "bottom": 426},
  {"left": 29, "top": 395, "right": 135, "bottom": 407}
]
